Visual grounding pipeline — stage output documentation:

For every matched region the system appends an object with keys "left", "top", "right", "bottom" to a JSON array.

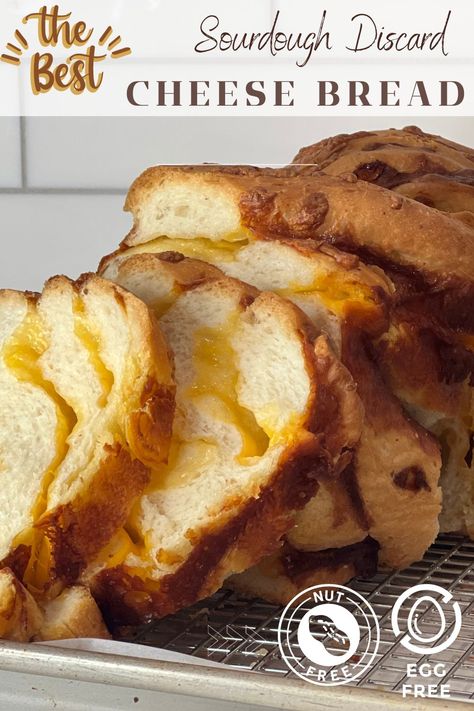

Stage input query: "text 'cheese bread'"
[
  {"left": 90, "top": 253, "right": 362, "bottom": 622},
  {"left": 0, "top": 274, "right": 174, "bottom": 598}
]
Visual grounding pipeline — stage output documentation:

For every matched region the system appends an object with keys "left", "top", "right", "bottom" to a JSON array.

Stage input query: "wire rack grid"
[{"left": 124, "top": 534, "right": 474, "bottom": 703}]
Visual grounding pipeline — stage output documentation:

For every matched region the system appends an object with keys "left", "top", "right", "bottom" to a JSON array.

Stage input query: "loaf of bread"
[{"left": 1, "top": 127, "right": 473, "bottom": 635}]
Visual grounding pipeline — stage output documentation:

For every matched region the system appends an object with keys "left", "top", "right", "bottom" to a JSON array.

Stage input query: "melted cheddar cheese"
[
  {"left": 287, "top": 273, "right": 378, "bottom": 317},
  {"left": 94, "top": 528, "right": 143, "bottom": 569},
  {"left": 149, "top": 322, "right": 270, "bottom": 492},
  {"left": 11, "top": 528, "right": 53, "bottom": 595},
  {"left": 3, "top": 307, "right": 77, "bottom": 521},
  {"left": 124, "top": 236, "right": 248, "bottom": 264},
  {"left": 73, "top": 298, "right": 114, "bottom": 407},
  {"left": 188, "top": 324, "right": 270, "bottom": 458},
  {"left": 124, "top": 236, "right": 380, "bottom": 320},
  {"left": 3, "top": 307, "right": 78, "bottom": 591}
]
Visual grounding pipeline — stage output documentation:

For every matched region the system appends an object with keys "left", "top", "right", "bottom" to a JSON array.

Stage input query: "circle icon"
[
  {"left": 391, "top": 584, "right": 462, "bottom": 655},
  {"left": 278, "top": 585, "right": 380, "bottom": 686}
]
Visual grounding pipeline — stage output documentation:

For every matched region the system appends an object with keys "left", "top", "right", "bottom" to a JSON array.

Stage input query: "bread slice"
[
  {"left": 104, "top": 237, "right": 442, "bottom": 573},
  {"left": 88, "top": 253, "right": 361, "bottom": 623},
  {"left": 103, "top": 163, "right": 474, "bottom": 291},
  {"left": 292, "top": 125, "right": 474, "bottom": 219},
  {"left": 35, "top": 585, "right": 110, "bottom": 641},
  {"left": 0, "top": 274, "right": 174, "bottom": 598},
  {"left": 0, "top": 568, "right": 44, "bottom": 641}
]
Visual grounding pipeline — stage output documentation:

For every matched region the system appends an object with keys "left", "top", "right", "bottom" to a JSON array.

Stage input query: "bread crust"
[
  {"left": 35, "top": 444, "right": 149, "bottom": 588},
  {"left": 341, "top": 328, "right": 442, "bottom": 568},
  {"left": 34, "top": 585, "right": 110, "bottom": 641},
  {"left": 292, "top": 126, "right": 474, "bottom": 218},
  {"left": 293, "top": 126, "right": 474, "bottom": 170},
  {"left": 229, "top": 538, "right": 379, "bottom": 605},
  {"left": 0, "top": 568, "right": 43, "bottom": 642}
]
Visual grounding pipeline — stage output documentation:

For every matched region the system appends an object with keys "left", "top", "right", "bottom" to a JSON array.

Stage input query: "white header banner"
[{"left": 0, "top": 0, "right": 472, "bottom": 116}]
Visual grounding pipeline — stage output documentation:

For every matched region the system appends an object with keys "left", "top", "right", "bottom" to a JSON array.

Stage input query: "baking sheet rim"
[{"left": 0, "top": 640, "right": 468, "bottom": 710}]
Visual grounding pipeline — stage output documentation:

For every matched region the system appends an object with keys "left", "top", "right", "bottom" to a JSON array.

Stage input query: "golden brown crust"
[
  {"left": 36, "top": 444, "right": 150, "bottom": 592},
  {"left": 0, "top": 568, "right": 44, "bottom": 642},
  {"left": 92, "top": 433, "right": 329, "bottom": 626},
  {"left": 229, "top": 538, "right": 379, "bottom": 605},
  {"left": 342, "top": 329, "right": 442, "bottom": 568},
  {"left": 292, "top": 126, "right": 474, "bottom": 217},
  {"left": 374, "top": 318, "right": 468, "bottom": 417},
  {"left": 311, "top": 335, "right": 363, "bottom": 463},
  {"left": 293, "top": 126, "right": 474, "bottom": 172},
  {"left": 34, "top": 586, "right": 111, "bottom": 641},
  {"left": 284, "top": 342, "right": 367, "bottom": 556},
  {"left": 237, "top": 176, "right": 474, "bottom": 297},
  {"left": 396, "top": 176, "right": 474, "bottom": 216}
]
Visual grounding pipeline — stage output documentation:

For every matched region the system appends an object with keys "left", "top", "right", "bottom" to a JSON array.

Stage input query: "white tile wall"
[
  {"left": 0, "top": 119, "right": 22, "bottom": 188},
  {"left": 22, "top": 117, "right": 474, "bottom": 190},
  {"left": 0, "top": 194, "right": 129, "bottom": 292}
]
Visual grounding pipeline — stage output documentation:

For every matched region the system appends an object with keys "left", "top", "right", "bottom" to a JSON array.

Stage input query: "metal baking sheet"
[
  {"left": 0, "top": 533, "right": 473, "bottom": 709},
  {"left": 126, "top": 533, "right": 474, "bottom": 703}
]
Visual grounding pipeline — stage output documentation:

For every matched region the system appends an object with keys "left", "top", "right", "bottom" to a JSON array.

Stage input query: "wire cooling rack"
[{"left": 124, "top": 534, "right": 474, "bottom": 703}]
